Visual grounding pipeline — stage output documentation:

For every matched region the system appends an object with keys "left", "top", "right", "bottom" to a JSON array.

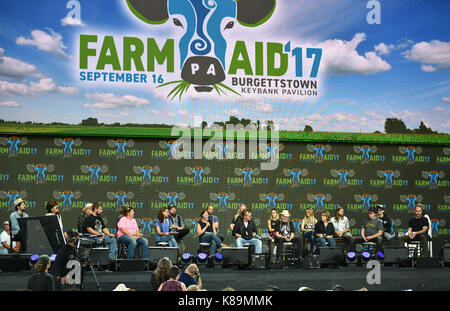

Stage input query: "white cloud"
[
  {"left": 374, "top": 43, "right": 395, "bottom": 55},
  {"left": 16, "top": 29, "right": 69, "bottom": 58},
  {"left": 255, "top": 103, "right": 273, "bottom": 113},
  {"left": 58, "top": 86, "right": 79, "bottom": 96},
  {"left": 0, "top": 48, "right": 42, "bottom": 80},
  {"left": 61, "top": 16, "right": 86, "bottom": 27},
  {"left": 0, "top": 101, "right": 19, "bottom": 108},
  {"left": 404, "top": 40, "right": 450, "bottom": 72},
  {"left": 318, "top": 33, "right": 391, "bottom": 75},
  {"left": 442, "top": 97, "right": 450, "bottom": 103},
  {"left": 84, "top": 92, "right": 151, "bottom": 109},
  {"left": 0, "top": 78, "right": 78, "bottom": 97}
]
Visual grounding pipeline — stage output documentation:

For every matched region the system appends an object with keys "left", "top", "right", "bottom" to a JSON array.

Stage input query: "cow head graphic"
[
  {"left": 54, "top": 138, "right": 82, "bottom": 157},
  {"left": 53, "top": 190, "right": 82, "bottom": 210},
  {"left": 126, "top": 0, "right": 276, "bottom": 99},
  {"left": 235, "top": 167, "right": 260, "bottom": 185},
  {"left": 159, "top": 140, "right": 183, "bottom": 158},
  {"left": 307, "top": 193, "right": 332, "bottom": 212},
  {"left": 0, "top": 136, "right": 28, "bottom": 157},
  {"left": 259, "top": 192, "right": 284, "bottom": 209},
  {"left": 399, "top": 146, "right": 422, "bottom": 164},
  {"left": 0, "top": 190, "right": 27, "bottom": 209},
  {"left": 430, "top": 218, "right": 445, "bottom": 236},
  {"left": 133, "top": 165, "right": 160, "bottom": 184},
  {"left": 306, "top": 143, "right": 331, "bottom": 163},
  {"left": 26, "top": 164, "right": 55, "bottom": 184},
  {"left": 265, "top": 142, "right": 284, "bottom": 159},
  {"left": 159, "top": 191, "right": 185, "bottom": 207},
  {"left": 353, "top": 145, "right": 377, "bottom": 164},
  {"left": 81, "top": 164, "right": 109, "bottom": 184},
  {"left": 354, "top": 194, "right": 378, "bottom": 212},
  {"left": 107, "top": 191, "right": 135, "bottom": 208},
  {"left": 331, "top": 169, "right": 355, "bottom": 188},
  {"left": 212, "top": 141, "right": 232, "bottom": 159},
  {"left": 283, "top": 168, "right": 308, "bottom": 186},
  {"left": 185, "top": 166, "right": 211, "bottom": 184},
  {"left": 210, "top": 192, "right": 235, "bottom": 211},
  {"left": 377, "top": 169, "right": 400, "bottom": 189},
  {"left": 422, "top": 170, "right": 445, "bottom": 189},
  {"left": 107, "top": 138, "right": 134, "bottom": 159},
  {"left": 400, "top": 194, "right": 423, "bottom": 212}
]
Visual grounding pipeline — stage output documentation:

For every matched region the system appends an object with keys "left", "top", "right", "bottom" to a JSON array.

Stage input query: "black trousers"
[
  {"left": 174, "top": 228, "right": 190, "bottom": 242},
  {"left": 275, "top": 237, "right": 303, "bottom": 258},
  {"left": 351, "top": 236, "right": 383, "bottom": 252}
]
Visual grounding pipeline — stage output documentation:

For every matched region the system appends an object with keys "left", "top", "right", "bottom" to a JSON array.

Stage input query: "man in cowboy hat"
[
  {"left": 274, "top": 210, "right": 303, "bottom": 261},
  {"left": 350, "top": 206, "right": 384, "bottom": 253},
  {"left": 9, "top": 197, "right": 29, "bottom": 250}
]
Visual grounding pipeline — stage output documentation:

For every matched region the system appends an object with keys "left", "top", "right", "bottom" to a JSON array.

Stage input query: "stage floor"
[{"left": 1, "top": 266, "right": 449, "bottom": 291}]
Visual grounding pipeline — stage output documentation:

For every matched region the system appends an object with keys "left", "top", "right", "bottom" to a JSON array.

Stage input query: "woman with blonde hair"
[
  {"left": 267, "top": 208, "right": 279, "bottom": 240},
  {"left": 301, "top": 208, "right": 317, "bottom": 253},
  {"left": 229, "top": 204, "right": 247, "bottom": 232},
  {"left": 151, "top": 257, "right": 172, "bottom": 291}
]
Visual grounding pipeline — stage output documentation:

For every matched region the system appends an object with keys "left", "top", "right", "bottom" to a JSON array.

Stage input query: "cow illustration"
[
  {"left": 307, "top": 143, "right": 331, "bottom": 162},
  {"left": 210, "top": 192, "right": 235, "bottom": 210},
  {"left": 400, "top": 194, "right": 423, "bottom": 212},
  {"left": 107, "top": 191, "right": 135, "bottom": 208},
  {"left": 353, "top": 145, "right": 377, "bottom": 164},
  {"left": 54, "top": 138, "right": 82, "bottom": 157},
  {"left": 185, "top": 166, "right": 211, "bottom": 184},
  {"left": 283, "top": 168, "right": 308, "bottom": 186},
  {"left": 133, "top": 165, "right": 160, "bottom": 184},
  {"left": 307, "top": 193, "right": 332, "bottom": 212},
  {"left": 107, "top": 139, "right": 134, "bottom": 159},
  {"left": 81, "top": 164, "right": 108, "bottom": 184},
  {"left": 377, "top": 169, "right": 400, "bottom": 189},
  {"left": 422, "top": 170, "right": 445, "bottom": 189},
  {"left": 159, "top": 140, "right": 182, "bottom": 158},
  {"left": 26, "top": 164, "right": 55, "bottom": 184},
  {"left": 0, "top": 190, "right": 27, "bottom": 209},
  {"left": 354, "top": 194, "right": 378, "bottom": 211},
  {"left": 235, "top": 167, "right": 260, "bottom": 185},
  {"left": 259, "top": 192, "right": 284, "bottom": 209},
  {"left": 53, "top": 190, "right": 82, "bottom": 210},
  {"left": 399, "top": 146, "right": 422, "bottom": 164},
  {"left": 126, "top": 0, "right": 276, "bottom": 97},
  {"left": 0, "top": 136, "right": 28, "bottom": 157},
  {"left": 159, "top": 191, "right": 185, "bottom": 207},
  {"left": 331, "top": 169, "right": 355, "bottom": 188}
]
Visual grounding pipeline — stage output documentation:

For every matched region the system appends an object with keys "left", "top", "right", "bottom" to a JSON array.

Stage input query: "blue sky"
[{"left": 0, "top": 0, "right": 449, "bottom": 133}]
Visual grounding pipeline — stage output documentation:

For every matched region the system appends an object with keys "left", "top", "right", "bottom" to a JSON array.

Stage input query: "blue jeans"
[
  {"left": 157, "top": 235, "right": 178, "bottom": 248},
  {"left": 118, "top": 235, "right": 149, "bottom": 259},
  {"left": 316, "top": 237, "right": 336, "bottom": 248},
  {"left": 104, "top": 235, "right": 117, "bottom": 260},
  {"left": 303, "top": 230, "right": 316, "bottom": 252},
  {"left": 236, "top": 237, "right": 262, "bottom": 254},
  {"left": 200, "top": 232, "right": 222, "bottom": 255}
]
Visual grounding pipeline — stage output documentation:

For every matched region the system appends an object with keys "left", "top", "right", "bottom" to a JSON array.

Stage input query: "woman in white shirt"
[
  {"left": 1, "top": 221, "right": 20, "bottom": 254},
  {"left": 330, "top": 207, "right": 353, "bottom": 251}
]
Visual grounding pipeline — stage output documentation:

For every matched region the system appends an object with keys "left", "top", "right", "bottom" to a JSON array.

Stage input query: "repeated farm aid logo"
[
  {"left": 0, "top": 190, "right": 27, "bottom": 209},
  {"left": 209, "top": 192, "right": 236, "bottom": 210},
  {"left": 0, "top": 137, "right": 36, "bottom": 157},
  {"left": 53, "top": 190, "right": 82, "bottom": 210}
]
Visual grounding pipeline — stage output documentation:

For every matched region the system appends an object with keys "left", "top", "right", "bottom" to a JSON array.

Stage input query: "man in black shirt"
[
  {"left": 232, "top": 209, "right": 262, "bottom": 253},
  {"left": 275, "top": 210, "right": 303, "bottom": 260},
  {"left": 377, "top": 204, "right": 393, "bottom": 241},
  {"left": 27, "top": 254, "right": 55, "bottom": 291},
  {"left": 83, "top": 203, "right": 116, "bottom": 260},
  {"left": 399, "top": 203, "right": 430, "bottom": 256},
  {"left": 52, "top": 230, "right": 82, "bottom": 290}
]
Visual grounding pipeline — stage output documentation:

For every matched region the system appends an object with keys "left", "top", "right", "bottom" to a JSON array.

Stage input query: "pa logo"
[
  {"left": 234, "top": 167, "right": 260, "bottom": 186},
  {"left": 331, "top": 169, "right": 355, "bottom": 188},
  {"left": 26, "top": 164, "right": 55, "bottom": 184},
  {"left": 53, "top": 190, "right": 82, "bottom": 210},
  {"left": 307, "top": 143, "right": 331, "bottom": 163},
  {"left": 377, "top": 169, "right": 400, "bottom": 189},
  {"left": 422, "top": 170, "right": 445, "bottom": 189},
  {"left": 259, "top": 192, "right": 284, "bottom": 209},
  {"left": 107, "top": 191, "right": 135, "bottom": 209},
  {"left": 0, "top": 136, "right": 28, "bottom": 157},
  {"left": 400, "top": 194, "right": 423, "bottom": 212},
  {"left": 81, "top": 164, "right": 108, "bottom": 184},
  {"left": 54, "top": 138, "right": 82, "bottom": 157},
  {"left": 354, "top": 194, "right": 378, "bottom": 211},
  {"left": 0, "top": 190, "right": 27, "bottom": 209},
  {"left": 283, "top": 168, "right": 308, "bottom": 187},
  {"left": 185, "top": 166, "right": 211, "bottom": 184},
  {"left": 159, "top": 191, "right": 185, "bottom": 207},
  {"left": 353, "top": 145, "right": 377, "bottom": 164},
  {"left": 399, "top": 146, "right": 422, "bottom": 164},
  {"left": 133, "top": 165, "right": 160, "bottom": 184},
  {"left": 307, "top": 193, "right": 332, "bottom": 212},
  {"left": 126, "top": 0, "right": 276, "bottom": 99},
  {"left": 209, "top": 192, "right": 235, "bottom": 211},
  {"left": 107, "top": 138, "right": 134, "bottom": 159}
]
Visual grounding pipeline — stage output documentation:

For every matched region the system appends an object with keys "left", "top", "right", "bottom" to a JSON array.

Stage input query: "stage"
[{"left": 1, "top": 266, "right": 449, "bottom": 291}]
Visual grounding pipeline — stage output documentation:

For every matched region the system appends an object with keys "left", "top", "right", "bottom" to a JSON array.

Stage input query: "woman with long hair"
[
  {"left": 151, "top": 257, "right": 172, "bottom": 291},
  {"left": 155, "top": 207, "right": 178, "bottom": 248},
  {"left": 229, "top": 204, "right": 247, "bottom": 232},
  {"left": 301, "top": 208, "right": 317, "bottom": 253},
  {"left": 331, "top": 206, "right": 353, "bottom": 251},
  {"left": 117, "top": 205, "right": 149, "bottom": 259},
  {"left": 315, "top": 211, "right": 336, "bottom": 250},
  {"left": 267, "top": 208, "right": 279, "bottom": 240},
  {"left": 197, "top": 209, "right": 222, "bottom": 256},
  {"left": 158, "top": 265, "right": 187, "bottom": 291}
]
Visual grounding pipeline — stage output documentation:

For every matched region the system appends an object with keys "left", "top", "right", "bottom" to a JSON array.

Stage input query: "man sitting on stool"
[
  {"left": 398, "top": 203, "right": 430, "bottom": 257},
  {"left": 232, "top": 209, "right": 262, "bottom": 254},
  {"left": 274, "top": 210, "right": 303, "bottom": 261},
  {"left": 350, "top": 206, "right": 384, "bottom": 253}
]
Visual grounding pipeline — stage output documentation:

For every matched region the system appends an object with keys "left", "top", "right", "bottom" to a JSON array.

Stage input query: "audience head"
[
  {"left": 35, "top": 254, "right": 51, "bottom": 272},
  {"left": 120, "top": 204, "right": 134, "bottom": 217},
  {"left": 168, "top": 265, "right": 180, "bottom": 280},
  {"left": 186, "top": 264, "right": 200, "bottom": 277},
  {"left": 187, "top": 285, "right": 199, "bottom": 291},
  {"left": 82, "top": 203, "right": 93, "bottom": 215},
  {"left": 46, "top": 200, "right": 59, "bottom": 214}
]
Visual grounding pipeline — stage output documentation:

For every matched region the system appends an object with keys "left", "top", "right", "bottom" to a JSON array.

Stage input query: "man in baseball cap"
[{"left": 350, "top": 206, "right": 384, "bottom": 253}]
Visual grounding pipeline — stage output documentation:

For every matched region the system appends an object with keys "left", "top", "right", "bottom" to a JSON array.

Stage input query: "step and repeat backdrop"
[{"left": 0, "top": 135, "right": 449, "bottom": 253}]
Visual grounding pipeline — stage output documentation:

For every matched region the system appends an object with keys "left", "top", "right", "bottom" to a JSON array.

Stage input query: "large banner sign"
[
  {"left": 0, "top": 135, "right": 448, "bottom": 253},
  {"left": 0, "top": 1, "right": 448, "bottom": 133}
]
